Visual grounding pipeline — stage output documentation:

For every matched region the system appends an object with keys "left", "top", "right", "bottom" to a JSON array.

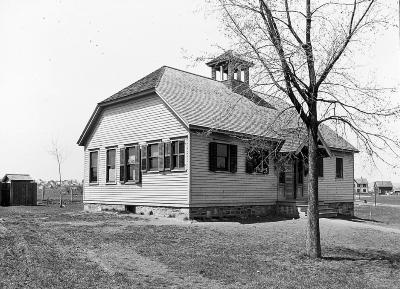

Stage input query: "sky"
[{"left": 0, "top": 1, "right": 399, "bottom": 183}]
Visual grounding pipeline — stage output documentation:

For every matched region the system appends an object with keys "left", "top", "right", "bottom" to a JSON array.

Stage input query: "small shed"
[
  {"left": 0, "top": 174, "right": 37, "bottom": 206},
  {"left": 373, "top": 181, "right": 393, "bottom": 195}
]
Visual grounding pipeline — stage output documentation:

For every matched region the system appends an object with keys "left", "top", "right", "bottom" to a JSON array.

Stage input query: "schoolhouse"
[{"left": 77, "top": 52, "right": 357, "bottom": 218}]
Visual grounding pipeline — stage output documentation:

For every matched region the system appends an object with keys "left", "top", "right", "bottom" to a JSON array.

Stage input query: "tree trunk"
[{"left": 306, "top": 120, "right": 321, "bottom": 258}]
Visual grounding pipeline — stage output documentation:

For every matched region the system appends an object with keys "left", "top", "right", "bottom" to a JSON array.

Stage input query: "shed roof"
[
  {"left": 2, "top": 174, "right": 33, "bottom": 182},
  {"left": 374, "top": 181, "right": 393, "bottom": 188},
  {"left": 78, "top": 66, "right": 357, "bottom": 153}
]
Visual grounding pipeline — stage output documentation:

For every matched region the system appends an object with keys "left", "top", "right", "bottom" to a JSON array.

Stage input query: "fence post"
[{"left": 70, "top": 187, "right": 73, "bottom": 203}]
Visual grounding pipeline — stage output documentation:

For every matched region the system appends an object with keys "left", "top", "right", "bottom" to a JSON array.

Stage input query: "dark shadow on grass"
[
  {"left": 194, "top": 215, "right": 293, "bottom": 224},
  {"left": 323, "top": 247, "right": 400, "bottom": 267},
  {"left": 335, "top": 215, "right": 383, "bottom": 224}
]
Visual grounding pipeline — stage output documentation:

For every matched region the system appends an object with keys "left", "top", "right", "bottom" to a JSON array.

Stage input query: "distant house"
[
  {"left": 0, "top": 174, "right": 37, "bottom": 206},
  {"left": 374, "top": 181, "right": 393, "bottom": 195},
  {"left": 77, "top": 51, "right": 358, "bottom": 218},
  {"left": 354, "top": 178, "right": 368, "bottom": 194},
  {"left": 393, "top": 187, "right": 400, "bottom": 195}
]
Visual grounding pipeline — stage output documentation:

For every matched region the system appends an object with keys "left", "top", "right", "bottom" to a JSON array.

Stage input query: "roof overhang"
[{"left": 189, "top": 124, "right": 283, "bottom": 144}]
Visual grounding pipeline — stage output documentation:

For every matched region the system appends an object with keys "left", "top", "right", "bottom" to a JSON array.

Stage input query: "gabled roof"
[
  {"left": 78, "top": 66, "right": 358, "bottom": 154},
  {"left": 355, "top": 178, "right": 368, "bottom": 184},
  {"left": 374, "top": 181, "right": 393, "bottom": 188},
  {"left": 2, "top": 174, "right": 33, "bottom": 182},
  {"left": 206, "top": 50, "right": 254, "bottom": 67}
]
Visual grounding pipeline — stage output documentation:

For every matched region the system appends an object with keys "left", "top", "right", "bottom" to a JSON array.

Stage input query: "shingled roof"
[
  {"left": 78, "top": 66, "right": 358, "bottom": 153},
  {"left": 2, "top": 174, "right": 33, "bottom": 182}
]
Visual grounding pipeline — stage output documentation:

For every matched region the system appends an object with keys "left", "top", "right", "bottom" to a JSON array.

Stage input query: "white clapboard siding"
[
  {"left": 190, "top": 133, "right": 278, "bottom": 206},
  {"left": 302, "top": 151, "right": 354, "bottom": 202},
  {"left": 83, "top": 93, "right": 189, "bottom": 207}
]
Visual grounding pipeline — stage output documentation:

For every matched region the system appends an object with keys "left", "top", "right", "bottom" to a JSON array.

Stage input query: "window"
[
  {"left": 363, "top": 189, "right": 366, "bottom": 193},
  {"left": 106, "top": 149, "right": 116, "bottom": 183},
  {"left": 357, "top": 189, "right": 360, "bottom": 193},
  {"left": 172, "top": 140, "right": 185, "bottom": 170},
  {"left": 336, "top": 157, "right": 343, "bottom": 178},
  {"left": 140, "top": 140, "right": 186, "bottom": 173},
  {"left": 363, "top": 184, "right": 367, "bottom": 187},
  {"left": 298, "top": 159, "right": 303, "bottom": 184},
  {"left": 120, "top": 146, "right": 140, "bottom": 183},
  {"left": 317, "top": 157, "right": 324, "bottom": 177},
  {"left": 89, "top": 151, "right": 98, "bottom": 183},
  {"left": 217, "top": 143, "right": 228, "bottom": 170},
  {"left": 148, "top": 144, "right": 159, "bottom": 171},
  {"left": 279, "top": 171, "right": 285, "bottom": 184},
  {"left": 246, "top": 149, "right": 269, "bottom": 174},
  {"left": 209, "top": 142, "right": 237, "bottom": 173}
]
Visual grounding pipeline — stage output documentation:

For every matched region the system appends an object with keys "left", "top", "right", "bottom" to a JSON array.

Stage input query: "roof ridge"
[{"left": 162, "top": 65, "right": 216, "bottom": 82}]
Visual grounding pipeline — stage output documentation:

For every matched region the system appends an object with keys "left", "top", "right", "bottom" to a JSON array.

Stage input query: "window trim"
[
  {"left": 147, "top": 142, "right": 160, "bottom": 172},
  {"left": 89, "top": 150, "right": 99, "bottom": 185},
  {"left": 106, "top": 148, "right": 116, "bottom": 184},
  {"left": 120, "top": 144, "right": 141, "bottom": 184},
  {"left": 171, "top": 139, "right": 186, "bottom": 171}
]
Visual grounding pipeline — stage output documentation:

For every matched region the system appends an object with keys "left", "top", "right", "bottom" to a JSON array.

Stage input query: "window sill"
[
  {"left": 124, "top": 181, "right": 140, "bottom": 185},
  {"left": 89, "top": 182, "right": 98, "bottom": 186},
  {"left": 213, "top": 170, "right": 234, "bottom": 174},
  {"left": 106, "top": 182, "right": 116, "bottom": 185}
]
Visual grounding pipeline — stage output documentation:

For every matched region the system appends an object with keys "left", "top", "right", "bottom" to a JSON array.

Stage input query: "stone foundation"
[
  {"left": 83, "top": 202, "right": 353, "bottom": 219},
  {"left": 189, "top": 205, "right": 276, "bottom": 219},
  {"left": 83, "top": 203, "right": 189, "bottom": 219}
]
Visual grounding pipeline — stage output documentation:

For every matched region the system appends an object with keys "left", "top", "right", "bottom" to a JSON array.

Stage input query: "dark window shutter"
[
  {"left": 120, "top": 148, "right": 125, "bottom": 182},
  {"left": 229, "top": 144, "right": 237, "bottom": 173},
  {"left": 209, "top": 142, "right": 217, "bottom": 172},
  {"left": 141, "top": 145, "right": 148, "bottom": 173},
  {"left": 165, "top": 142, "right": 172, "bottom": 170},
  {"left": 134, "top": 145, "right": 141, "bottom": 183},
  {"left": 158, "top": 143, "right": 165, "bottom": 172}
]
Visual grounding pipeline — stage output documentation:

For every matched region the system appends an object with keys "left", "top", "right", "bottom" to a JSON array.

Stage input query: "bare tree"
[
  {"left": 208, "top": 0, "right": 399, "bottom": 258},
  {"left": 49, "top": 138, "right": 66, "bottom": 206}
]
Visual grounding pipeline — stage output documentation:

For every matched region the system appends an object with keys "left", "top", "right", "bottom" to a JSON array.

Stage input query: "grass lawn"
[
  {"left": 355, "top": 202, "right": 400, "bottom": 228},
  {"left": 355, "top": 194, "right": 400, "bottom": 206},
  {"left": 0, "top": 204, "right": 399, "bottom": 288}
]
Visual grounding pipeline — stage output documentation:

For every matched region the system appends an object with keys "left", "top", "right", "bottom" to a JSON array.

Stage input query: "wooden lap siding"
[
  {"left": 84, "top": 93, "right": 189, "bottom": 207},
  {"left": 190, "top": 133, "right": 277, "bottom": 206},
  {"left": 302, "top": 151, "right": 354, "bottom": 202}
]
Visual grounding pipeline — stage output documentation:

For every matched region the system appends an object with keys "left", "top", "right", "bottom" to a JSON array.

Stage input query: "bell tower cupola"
[{"left": 206, "top": 50, "right": 253, "bottom": 86}]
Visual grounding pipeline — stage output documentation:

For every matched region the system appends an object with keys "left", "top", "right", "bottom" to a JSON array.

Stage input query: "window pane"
[
  {"left": 108, "top": 168, "right": 115, "bottom": 182},
  {"left": 165, "top": 143, "right": 170, "bottom": 155},
  {"left": 150, "top": 158, "right": 158, "bottom": 170},
  {"left": 107, "top": 149, "right": 115, "bottom": 167},
  {"left": 129, "top": 166, "right": 134, "bottom": 180},
  {"left": 173, "top": 155, "right": 178, "bottom": 168},
  {"left": 173, "top": 141, "right": 179, "bottom": 155},
  {"left": 165, "top": 156, "right": 170, "bottom": 169},
  {"left": 179, "top": 155, "right": 185, "bottom": 168},
  {"left": 217, "top": 144, "right": 228, "bottom": 157},
  {"left": 90, "top": 167, "right": 97, "bottom": 182},
  {"left": 179, "top": 141, "right": 184, "bottom": 154},
  {"left": 90, "top": 151, "right": 98, "bottom": 168},
  {"left": 150, "top": 144, "right": 159, "bottom": 157},
  {"left": 217, "top": 156, "right": 227, "bottom": 169}
]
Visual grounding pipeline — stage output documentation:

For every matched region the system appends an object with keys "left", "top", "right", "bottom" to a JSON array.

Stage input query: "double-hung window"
[
  {"left": 120, "top": 145, "right": 140, "bottom": 183},
  {"left": 209, "top": 142, "right": 237, "bottom": 173},
  {"left": 106, "top": 149, "right": 116, "bottom": 183},
  {"left": 336, "top": 157, "right": 343, "bottom": 178},
  {"left": 172, "top": 140, "right": 185, "bottom": 170},
  {"left": 89, "top": 151, "right": 98, "bottom": 183},
  {"left": 140, "top": 139, "right": 186, "bottom": 173}
]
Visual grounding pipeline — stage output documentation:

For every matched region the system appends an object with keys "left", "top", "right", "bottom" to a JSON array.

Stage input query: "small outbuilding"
[
  {"left": 373, "top": 181, "right": 393, "bottom": 195},
  {"left": 0, "top": 174, "right": 37, "bottom": 206}
]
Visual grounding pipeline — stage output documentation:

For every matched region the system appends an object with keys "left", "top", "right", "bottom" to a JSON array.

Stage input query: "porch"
[{"left": 276, "top": 200, "right": 338, "bottom": 219}]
